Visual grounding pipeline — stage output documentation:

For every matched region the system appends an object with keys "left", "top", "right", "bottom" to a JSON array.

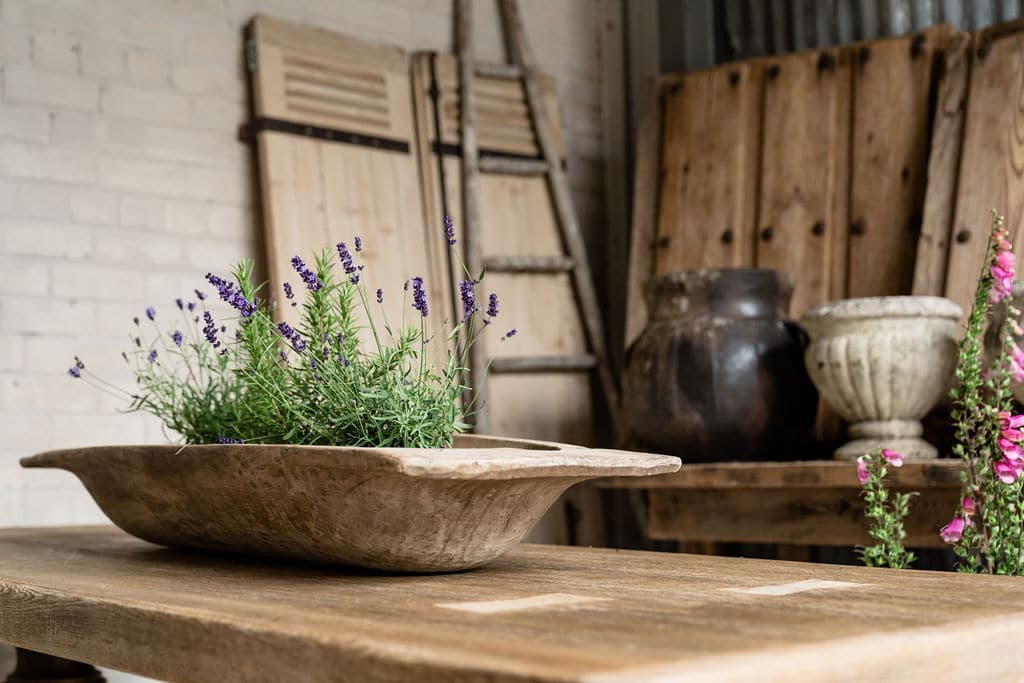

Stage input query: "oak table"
[
  {"left": 602, "top": 459, "right": 963, "bottom": 551},
  {"left": 2, "top": 527, "right": 1024, "bottom": 682}
]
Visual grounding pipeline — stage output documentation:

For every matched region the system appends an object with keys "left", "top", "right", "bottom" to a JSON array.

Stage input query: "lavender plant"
[{"left": 68, "top": 218, "right": 514, "bottom": 449}]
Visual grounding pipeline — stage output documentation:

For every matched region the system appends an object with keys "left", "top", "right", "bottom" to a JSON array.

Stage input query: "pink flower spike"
[
  {"left": 962, "top": 496, "right": 976, "bottom": 515},
  {"left": 995, "top": 458, "right": 1021, "bottom": 484},
  {"left": 940, "top": 516, "right": 965, "bottom": 544},
  {"left": 999, "top": 438, "right": 1023, "bottom": 460},
  {"left": 857, "top": 456, "right": 869, "bottom": 485},
  {"left": 881, "top": 449, "right": 904, "bottom": 467}
]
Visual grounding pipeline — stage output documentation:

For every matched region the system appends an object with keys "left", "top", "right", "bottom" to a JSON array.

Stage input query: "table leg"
[{"left": 5, "top": 648, "right": 104, "bottom": 683}]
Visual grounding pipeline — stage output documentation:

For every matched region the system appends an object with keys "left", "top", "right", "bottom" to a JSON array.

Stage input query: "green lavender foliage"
[
  {"left": 109, "top": 242, "right": 493, "bottom": 449},
  {"left": 859, "top": 451, "right": 917, "bottom": 570}
]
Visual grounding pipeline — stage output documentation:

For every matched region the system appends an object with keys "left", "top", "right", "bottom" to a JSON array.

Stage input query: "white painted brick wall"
[{"left": 0, "top": 2, "right": 610, "bottom": 678}]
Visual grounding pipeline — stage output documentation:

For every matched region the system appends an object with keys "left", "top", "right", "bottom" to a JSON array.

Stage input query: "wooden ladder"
[{"left": 456, "top": 0, "right": 619, "bottom": 434}]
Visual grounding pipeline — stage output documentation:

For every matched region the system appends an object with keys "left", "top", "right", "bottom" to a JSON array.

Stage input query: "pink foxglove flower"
[
  {"left": 999, "top": 438, "right": 1023, "bottom": 461},
  {"left": 1000, "top": 411, "right": 1024, "bottom": 430},
  {"left": 995, "top": 457, "right": 1024, "bottom": 484},
  {"left": 857, "top": 456, "right": 869, "bottom": 485},
  {"left": 1011, "top": 345, "right": 1024, "bottom": 383},
  {"left": 962, "top": 496, "right": 976, "bottom": 515},
  {"left": 1003, "top": 427, "right": 1024, "bottom": 442},
  {"left": 881, "top": 449, "right": 904, "bottom": 467},
  {"left": 997, "top": 248, "right": 1016, "bottom": 273},
  {"left": 940, "top": 516, "right": 965, "bottom": 544}
]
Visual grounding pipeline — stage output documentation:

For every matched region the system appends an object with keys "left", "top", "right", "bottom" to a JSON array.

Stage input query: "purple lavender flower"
[
  {"left": 206, "top": 273, "right": 257, "bottom": 318},
  {"left": 336, "top": 332, "right": 344, "bottom": 346},
  {"left": 68, "top": 366, "right": 81, "bottom": 378},
  {"left": 175, "top": 298, "right": 183, "bottom": 310},
  {"left": 216, "top": 437, "right": 243, "bottom": 444},
  {"left": 133, "top": 316, "right": 139, "bottom": 326},
  {"left": 171, "top": 330, "right": 183, "bottom": 347},
  {"left": 487, "top": 293, "right": 499, "bottom": 318},
  {"left": 276, "top": 321, "right": 307, "bottom": 353},
  {"left": 134, "top": 337, "right": 141, "bottom": 347},
  {"left": 443, "top": 215, "right": 456, "bottom": 245},
  {"left": 403, "top": 280, "right": 409, "bottom": 291},
  {"left": 335, "top": 243, "right": 359, "bottom": 285},
  {"left": 376, "top": 288, "right": 383, "bottom": 304},
  {"left": 411, "top": 276, "right": 428, "bottom": 317},
  {"left": 280, "top": 350, "right": 288, "bottom": 363},
  {"left": 195, "top": 289, "right": 206, "bottom": 301},
  {"left": 202, "top": 311, "right": 220, "bottom": 348},
  {"left": 290, "top": 256, "right": 323, "bottom": 292},
  {"left": 283, "top": 282, "right": 294, "bottom": 300},
  {"left": 148, "top": 349, "right": 158, "bottom": 363},
  {"left": 501, "top": 328, "right": 517, "bottom": 341},
  {"left": 146, "top": 306, "right": 156, "bottom": 321},
  {"left": 459, "top": 279, "right": 477, "bottom": 321},
  {"left": 74, "top": 356, "right": 84, "bottom": 369},
  {"left": 354, "top": 235, "right": 363, "bottom": 252},
  {"left": 187, "top": 301, "right": 196, "bottom": 312}
]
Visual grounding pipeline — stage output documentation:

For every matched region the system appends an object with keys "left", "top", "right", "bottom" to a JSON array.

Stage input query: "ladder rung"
[
  {"left": 490, "top": 355, "right": 598, "bottom": 373},
  {"left": 484, "top": 255, "right": 574, "bottom": 273},
  {"left": 479, "top": 156, "right": 549, "bottom": 175},
  {"left": 474, "top": 61, "right": 523, "bottom": 79}
]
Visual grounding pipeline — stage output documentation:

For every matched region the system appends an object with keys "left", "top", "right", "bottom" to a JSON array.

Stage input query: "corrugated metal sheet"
[{"left": 661, "top": 0, "right": 1023, "bottom": 71}]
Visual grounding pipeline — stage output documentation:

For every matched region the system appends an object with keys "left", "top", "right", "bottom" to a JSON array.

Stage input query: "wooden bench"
[{"left": 2, "top": 525, "right": 1021, "bottom": 682}]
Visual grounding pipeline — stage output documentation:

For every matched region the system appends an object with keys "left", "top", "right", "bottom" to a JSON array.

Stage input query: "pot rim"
[
  {"left": 801, "top": 295, "right": 962, "bottom": 323},
  {"left": 20, "top": 436, "right": 681, "bottom": 481}
]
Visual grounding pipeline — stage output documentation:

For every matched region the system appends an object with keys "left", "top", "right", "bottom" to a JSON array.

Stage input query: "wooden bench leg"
[{"left": 5, "top": 648, "right": 104, "bottom": 683}]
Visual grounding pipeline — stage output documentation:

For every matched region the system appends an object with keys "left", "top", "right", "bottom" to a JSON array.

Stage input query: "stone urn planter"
[
  {"left": 622, "top": 268, "right": 818, "bottom": 462},
  {"left": 22, "top": 434, "right": 679, "bottom": 573},
  {"left": 800, "top": 296, "right": 962, "bottom": 460}
]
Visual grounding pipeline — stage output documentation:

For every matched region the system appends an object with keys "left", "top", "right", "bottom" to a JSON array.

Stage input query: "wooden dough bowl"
[{"left": 21, "top": 435, "right": 679, "bottom": 573}]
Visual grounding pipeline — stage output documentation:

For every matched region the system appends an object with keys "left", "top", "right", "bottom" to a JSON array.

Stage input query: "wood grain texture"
[
  {"left": 914, "top": 31, "right": 973, "bottom": 296},
  {"left": 755, "top": 47, "right": 849, "bottom": 318},
  {"left": 647, "top": 487, "right": 956, "bottom": 547},
  {"left": 847, "top": 29, "right": 948, "bottom": 299},
  {"left": 20, "top": 437, "right": 677, "bottom": 573},
  {"left": 6, "top": 528, "right": 1024, "bottom": 682},
  {"left": 410, "top": 53, "right": 595, "bottom": 448},
  {"left": 653, "top": 63, "right": 762, "bottom": 276},
  {"left": 945, "top": 21, "right": 1024, "bottom": 321},
  {"left": 623, "top": 76, "right": 663, "bottom": 351},
  {"left": 250, "top": 17, "right": 449, "bottom": 367},
  {"left": 601, "top": 460, "right": 961, "bottom": 549}
]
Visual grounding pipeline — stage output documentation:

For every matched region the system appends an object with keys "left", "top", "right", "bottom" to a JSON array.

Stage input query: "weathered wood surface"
[
  {"left": 600, "top": 459, "right": 963, "bottom": 490},
  {"left": 913, "top": 31, "right": 973, "bottom": 296},
  {"left": 944, "top": 20, "right": 1024, "bottom": 322},
  {"left": 410, "top": 53, "right": 594, "bottom": 448},
  {"left": 601, "top": 460, "right": 962, "bottom": 548},
  {"left": 755, "top": 47, "right": 849, "bottom": 317},
  {"left": 249, "top": 16, "right": 449, "bottom": 367},
  {"left": 847, "top": 29, "right": 947, "bottom": 299},
  {"left": 5, "top": 528, "right": 1024, "bottom": 682},
  {"left": 654, "top": 63, "right": 761, "bottom": 278},
  {"left": 20, "top": 437, "right": 677, "bottom": 573},
  {"left": 623, "top": 76, "right": 663, "bottom": 350}
]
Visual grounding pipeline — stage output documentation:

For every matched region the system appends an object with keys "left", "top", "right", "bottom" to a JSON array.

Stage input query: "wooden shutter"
[{"left": 248, "top": 16, "right": 448, "bottom": 364}]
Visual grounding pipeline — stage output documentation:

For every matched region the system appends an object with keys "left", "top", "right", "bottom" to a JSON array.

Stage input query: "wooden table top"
[
  {"left": 601, "top": 458, "right": 963, "bottom": 489},
  {"left": 1, "top": 527, "right": 1022, "bottom": 682}
]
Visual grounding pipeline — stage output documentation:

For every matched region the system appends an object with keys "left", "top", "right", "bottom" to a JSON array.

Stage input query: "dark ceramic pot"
[{"left": 622, "top": 268, "right": 817, "bottom": 462}]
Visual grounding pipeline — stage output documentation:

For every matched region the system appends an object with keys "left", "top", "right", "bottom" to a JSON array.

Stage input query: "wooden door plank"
[
  {"left": 914, "top": 31, "right": 973, "bottom": 295},
  {"left": 945, "top": 21, "right": 1024, "bottom": 321},
  {"left": 755, "top": 47, "right": 849, "bottom": 318},
  {"left": 847, "top": 28, "right": 949, "bottom": 299},
  {"left": 653, "top": 63, "right": 762, "bottom": 276},
  {"left": 623, "top": 76, "right": 664, "bottom": 351}
]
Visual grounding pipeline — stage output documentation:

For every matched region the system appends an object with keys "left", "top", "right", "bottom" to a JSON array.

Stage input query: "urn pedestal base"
[{"left": 833, "top": 419, "right": 937, "bottom": 461}]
